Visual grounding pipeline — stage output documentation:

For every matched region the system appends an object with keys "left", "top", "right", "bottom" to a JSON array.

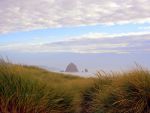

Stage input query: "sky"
[{"left": 0, "top": 0, "right": 150, "bottom": 72}]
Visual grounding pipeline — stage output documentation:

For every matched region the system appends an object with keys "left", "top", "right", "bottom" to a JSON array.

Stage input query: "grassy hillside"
[
  {"left": 82, "top": 70, "right": 150, "bottom": 113},
  {"left": 0, "top": 59, "right": 150, "bottom": 113}
]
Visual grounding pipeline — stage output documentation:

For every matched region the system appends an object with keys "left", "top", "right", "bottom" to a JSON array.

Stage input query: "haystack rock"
[
  {"left": 65, "top": 63, "right": 79, "bottom": 72},
  {"left": 85, "top": 68, "right": 88, "bottom": 72}
]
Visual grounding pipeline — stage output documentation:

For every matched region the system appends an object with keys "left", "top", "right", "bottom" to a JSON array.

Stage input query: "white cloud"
[
  {"left": 0, "top": 0, "right": 150, "bottom": 33},
  {"left": 0, "top": 31, "right": 150, "bottom": 54},
  {"left": 69, "top": 31, "right": 150, "bottom": 40}
]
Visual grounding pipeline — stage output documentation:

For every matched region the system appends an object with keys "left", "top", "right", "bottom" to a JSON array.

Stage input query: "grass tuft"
[{"left": 0, "top": 59, "right": 150, "bottom": 113}]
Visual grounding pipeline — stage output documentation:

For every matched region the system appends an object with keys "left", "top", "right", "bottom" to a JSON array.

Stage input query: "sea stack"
[
  {"left": 65, "top": 62, "right": 79, "bottom": 72},
  {"left": 85, "top": 68, "right": 88, "bottom": 72}
]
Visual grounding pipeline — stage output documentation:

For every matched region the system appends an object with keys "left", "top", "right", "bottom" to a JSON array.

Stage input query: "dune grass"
[
  {"left": 85, "top": 69, "right": 150, "bottom": 113},
  {"left": 0, "top": 59, "right": 93, "bottom": 113},
  {"left": 0, "top": 59, "right": 150, "bottom": 113}
]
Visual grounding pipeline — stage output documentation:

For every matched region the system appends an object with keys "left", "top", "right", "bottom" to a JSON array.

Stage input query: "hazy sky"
[{"left": 0, "top": 0, "right": 150, "bottom": 72}]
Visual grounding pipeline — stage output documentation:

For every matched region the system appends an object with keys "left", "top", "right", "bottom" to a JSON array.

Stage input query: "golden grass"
[
  {"left": 0, "top": 59, "right": 150, "bottom": 113},
  {"left": 0, "top": 59, "right": 92, "bottom": 113},
  {"left": 91, "top": 69, "right": 150, "bottom": 113}
]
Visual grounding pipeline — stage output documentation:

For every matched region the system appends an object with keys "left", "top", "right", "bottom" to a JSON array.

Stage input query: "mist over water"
[{"left": 1, "top": 51, "right": 150, "bottom": 76}]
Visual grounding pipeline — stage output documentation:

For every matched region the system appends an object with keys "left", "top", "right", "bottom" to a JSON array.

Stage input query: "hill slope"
[{"left": 0, "top": 59, "right": 150, "bottom": 113}]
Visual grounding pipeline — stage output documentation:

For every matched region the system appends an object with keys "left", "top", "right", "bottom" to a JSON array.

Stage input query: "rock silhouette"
[
  {"left": 65, "top": 63, "right": 79, "bottom": 72},
  {"left": 85, "top": 68, "right": 88, "bottom": 72}
]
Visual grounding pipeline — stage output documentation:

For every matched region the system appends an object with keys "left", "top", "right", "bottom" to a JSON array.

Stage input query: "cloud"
[
  {"left": 0, "top": 0, "right": 150, "bottom": 33},
  {"left": 1, "top": 31, "right": 150, "bottom": 54},
  {"left": 69, "top": 31, "right": 150, "bottom": 40}
]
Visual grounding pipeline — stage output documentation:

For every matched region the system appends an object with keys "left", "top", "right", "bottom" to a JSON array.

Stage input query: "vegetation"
[
  {"left": 0, "top": 59, "right": 150, "bottom": 113},
  {"left": 90, "top": 70, "right": 150, "bottom": 113}
]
